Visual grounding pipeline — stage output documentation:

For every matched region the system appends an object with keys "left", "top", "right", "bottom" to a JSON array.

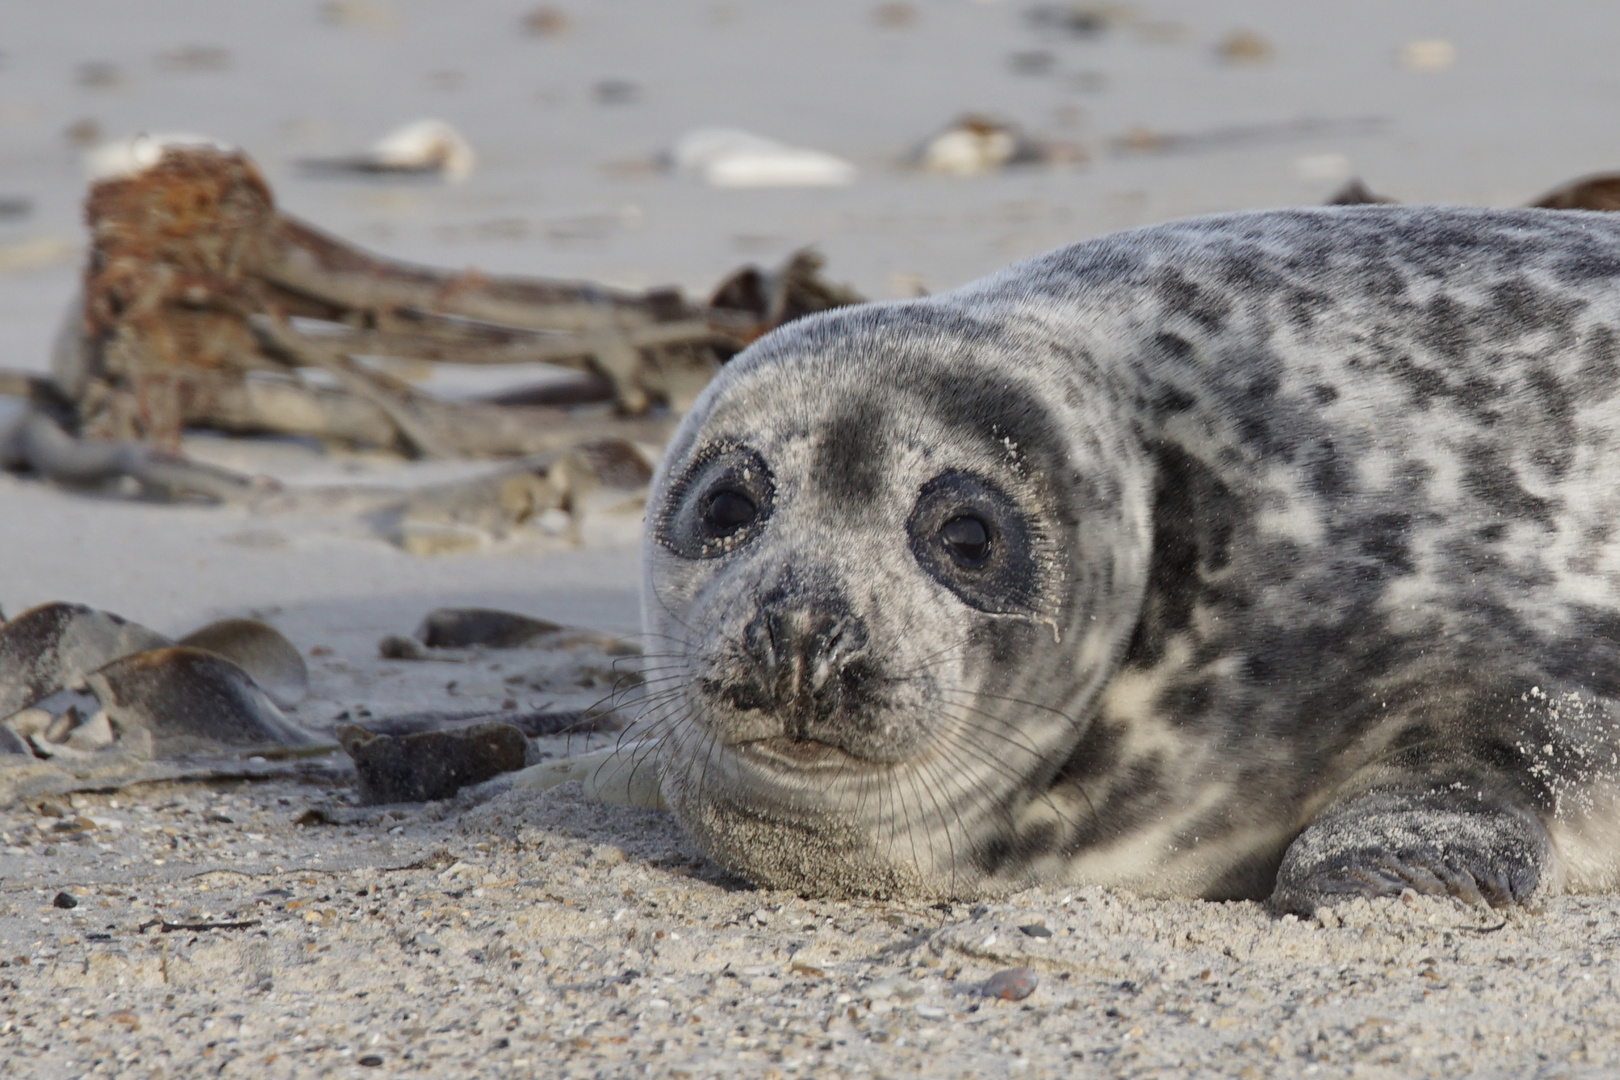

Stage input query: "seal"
[{"left": 641, "top": 205, "right": 1620, "bottom": 910}]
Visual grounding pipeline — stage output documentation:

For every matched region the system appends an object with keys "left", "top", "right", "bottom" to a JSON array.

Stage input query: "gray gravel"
[{"left": 4, "top": 775, "right": 1620, "bottom": 1078}]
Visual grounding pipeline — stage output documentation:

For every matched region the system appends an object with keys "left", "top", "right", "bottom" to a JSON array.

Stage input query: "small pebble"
[
  {"left": 1216, "top": 29, "right": 1273, "bottom": 64},
  {"left": 377, "top": 634, "right": 429, "bottom": 660},
  {"left": 1018, "top": 923, "right": 1053, "bottom": 938},
  {"left": 982, "top": 966, "right": 1037, "bottom": 1001},
  {"left": 872, "top": 2, "right": 916, "bottom": 28},
  {"left": 1398, "top": 39, "right": 1456, "bottom": 72},
  {"left": 594, "top": 79, "right": 641, "bottom": 105},
  {"left": 523, "top": 6, "right": 568, "bottom": 35},
  {"left": 64, "top": 118, "right": 102, "bottom": 146},
  {"left": 358, "top": 1054, "right": 384, "bottom": 1067},
  {"left": 52, "top": 891, "right": 78, "bottom": 909},
  {"left": 1008, "top": 50, "right": 1057, "bottom": 76}
]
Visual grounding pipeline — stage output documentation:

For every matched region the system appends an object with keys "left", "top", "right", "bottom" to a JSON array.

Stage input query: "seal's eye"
[
  {"left": 656, "top": 442, "right": 775, "bottom": 559},
  {"left": 940, "top": 514, "right": 991, "bottom": 567},
  {"left": 908, "top": 470, "right": 1039, "bottom": 615},
  {"left": 705, "top": 489, "right": 757, "bottom": 534}
]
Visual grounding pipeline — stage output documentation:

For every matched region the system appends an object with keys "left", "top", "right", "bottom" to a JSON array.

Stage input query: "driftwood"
[
  {"left": 5, "top": 144, "right": 860, "bottom": 472},
  {"left": 1531, "top": 174, "right": 1620, "bottom": 212},
  {"left": 0, "top": 410, "right": 270, "bottom": 503},
  {"left": 1326, "top": 172, "right": 1620, "bottom": 213}
]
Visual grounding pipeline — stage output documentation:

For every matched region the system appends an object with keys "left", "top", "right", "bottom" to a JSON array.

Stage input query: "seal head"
[{"left": 643, "top": 303, "right": 1151, "bottom": 897}]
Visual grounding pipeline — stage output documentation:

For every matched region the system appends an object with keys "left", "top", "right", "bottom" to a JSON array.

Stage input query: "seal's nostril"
[
  {"left": 742, "top": 610, "right": 778, "bottom": 673},
  {"left": 742, "top": 600, "right": 867, "bottom": 704}
]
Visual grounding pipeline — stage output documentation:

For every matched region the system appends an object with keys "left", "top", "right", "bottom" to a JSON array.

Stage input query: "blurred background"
[{"left": 2, "top": 0, "right": 1617, "bottom": 371}]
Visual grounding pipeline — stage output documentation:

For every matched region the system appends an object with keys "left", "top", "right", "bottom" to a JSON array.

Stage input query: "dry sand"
[{"left": 6, "top": 1, "right": 1620, "bottom": 1076}]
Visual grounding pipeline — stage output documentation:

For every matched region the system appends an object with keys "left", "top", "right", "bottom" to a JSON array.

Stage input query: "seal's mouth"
[{"left": 732, "top": 736, "right": 869, "bottom": 770}]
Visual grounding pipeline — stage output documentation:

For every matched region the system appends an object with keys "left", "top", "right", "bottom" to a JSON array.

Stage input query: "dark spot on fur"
[
  {"left": 1150, "top": 384, "right": 1197, "bottom": 417},
  {"left": 975, "top": 823, "right": 1058, "bottom": 877},
  {"left": 1120, "top": 443, "right": 1243, "bottom": 668},
  {"left": 1455, "top": 374, "right": 1506, "bottom": 418},
  {"left": 1311, "top": 383, "right": 1339, "bottom": 405},
  {"left": 1358, "top": 261, "right": 1411, "bottom": 301},
  {"left": 1161, "top": 677, "right": 1215, "bottom": 720},
  {"left": 1526, "top": 369, "right": 1577, "bottom": 477},
  {"left": 1246, "top": 373, "right": 1280, "bottom": 402},
  {"left": 1354, "top": 514, "right": 1413, "bottom": 573},
  {"left": 1019, "top": 821, "right": 1059, "bottom": 859},
  {"left": 1575, "top": 326, "right": 1620, "bottom": 402},
  {"left": 1283, "top": 288, "right": 1335, "bottom": 332},
  {"left": 1484, "top": 277, "right": 1586, "bottom": 343},
  {"left": 1388, "top": 355, "right": 1448, "bottom": 411},
  {"left": 1055, "top": 719, "right": 1123, "bottom": 787},
  {"left": 1393, "top": 460, "right": 1433, "bottom": 496},
  {"left": 1552, "top": 245, "right": 1620, "bottom": 284},
  {"left": 1113, "top": 757, "right": 1166, "bottom": 808},
  {"left": 1153, "top": 268, "right": 1230, "bottom": 332},
  {"left": 1152, "top": 333, "right": 1194, "bottom": 364},
  {"left": 811, "top": 401, "right": 888, "bottom": 506},
  {"left": 1216, "top": 251, "right": 1273, "bottom": 291},
  {"left": 1546, "top": 607, "right": 1620, "bottom": 697},
  {"left": 912, "top": 367, "right": 1067, "bottom": 485},
  {"left": 1418, "top": 294, "right": 1473, "bottom": 362},
  {"left": 1306, "top": 438, "right": 1350, "bottom": 498},
  {"left": 975, "top": 834, "right": 1017, "bottom": 877},
  {"left": 1459, "top": 442, "right": 1556, "bottom": 528}
]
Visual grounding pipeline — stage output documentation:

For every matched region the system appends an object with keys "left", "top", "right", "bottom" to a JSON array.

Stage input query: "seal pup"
[{"left": 643, "top": 206, "right": 1620, "bottom": 910}]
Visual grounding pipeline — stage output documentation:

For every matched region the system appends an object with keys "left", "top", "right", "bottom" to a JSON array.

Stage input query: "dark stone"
[
  {"left": 1326, "top": 178, "right": 1396, "bottom": 205},
  {"left": 414, "top": 608, "right": 562, "bottom": 649},
  {"left": 52, "top": 891, "right": 78, "bottom": 909},
  {"left": 377, "top": 634, "right": 430, "bottom": 660},
  {"left": 0, "top": 602, "right": 169, "bottom": 720},
  {"left": 176, "top": 618, "right": 308, "bottom": 708},
  {"left": 338, "top": 721, "right": 529, "bottom": 804},
  {"left": 89, "top": 647, "right": 316, "bottom": 758},
  {"left": 1017, "top": 923, "right": 1053, "bottom": 938},
  {"left": 342, "top": 708, "right": 619, "bottom": 739}
]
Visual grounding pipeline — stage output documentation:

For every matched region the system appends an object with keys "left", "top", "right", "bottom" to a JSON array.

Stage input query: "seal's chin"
[{"left": 731, "top": 736, "right": 869, "bottom": 770}]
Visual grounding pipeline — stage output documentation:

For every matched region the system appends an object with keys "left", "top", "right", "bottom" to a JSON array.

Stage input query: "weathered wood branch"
[
  {"left": 41, "top": 143, "right": 860, "bottom": 459},
  {"left": 0, "top": 410, "right": 268, "bottom": 503}
]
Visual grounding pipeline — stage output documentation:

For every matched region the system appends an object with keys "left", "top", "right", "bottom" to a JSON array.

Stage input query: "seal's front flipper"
[{"left": 1272, "top": 788, "right": 1550, "bottom": 915}]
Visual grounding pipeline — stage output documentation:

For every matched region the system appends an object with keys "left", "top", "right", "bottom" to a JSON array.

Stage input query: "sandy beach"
[{"left": 6, "top": 1, "right": 1620, "bottom": 1076}]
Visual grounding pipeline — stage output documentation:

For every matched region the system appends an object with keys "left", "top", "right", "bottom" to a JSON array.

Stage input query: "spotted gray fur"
[{"left": 642, "top": 206, "right": 1620, "bottom": 909}]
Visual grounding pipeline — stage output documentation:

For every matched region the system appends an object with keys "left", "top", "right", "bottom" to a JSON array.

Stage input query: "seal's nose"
[{"left": 742, "top": 599, "right": 869, "bottom": 706}]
